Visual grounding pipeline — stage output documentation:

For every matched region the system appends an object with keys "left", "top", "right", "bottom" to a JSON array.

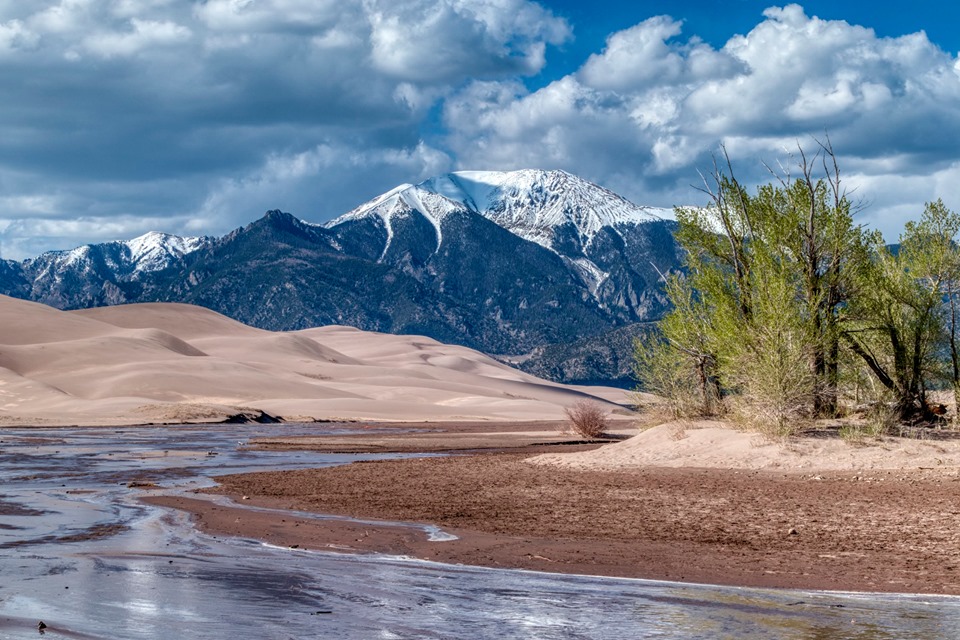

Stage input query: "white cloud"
[
  {"left": 194, "top": 0, "right": 345, "bottom": 33},
  {"left": 0, "top": 194, "right": 61, "bottom": 218},
  {"left": 111, "top": 0, "right": 176, "bottom": 19},
  {"left": 365, "top": 0, "right": 570, "bottom": 82},
  {"left": 444, "top": 4, "right": 960, "bottom": 228},
  {"left": 0, "top": 19, "right": 38, "bottom": 53},
  {"left": 844, "top": 162, "right": 960, "bottom": 239},
  {"left": 30, "top": 0, "right": 93, "bottom": 35},
  {"left": 579, "top": 17, "right": 682, "bottom": 90},
  {"left": 0, "top": 0, "right": 568, "bottom": 257},
  {"left": 83, "top": 18, "right": 191, "bottom": 58}
]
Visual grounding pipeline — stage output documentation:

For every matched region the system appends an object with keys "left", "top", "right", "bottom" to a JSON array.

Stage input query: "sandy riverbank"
[{"left": 153, "top": 421, "right": 960, "bottom": 594}]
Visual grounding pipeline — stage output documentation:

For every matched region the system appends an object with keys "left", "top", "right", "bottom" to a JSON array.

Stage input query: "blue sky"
[
  {"left": 542, "top": 1, "right": 960, "bottom": 62},
  {"left": 1, "top": 1, "right": 960, "bottom": 258}
]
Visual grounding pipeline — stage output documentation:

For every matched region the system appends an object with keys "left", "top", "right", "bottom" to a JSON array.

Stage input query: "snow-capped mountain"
[
  {"left": 329, "top": 182, "right": 466, "bottom": 260},
  {"left": 11, "top": 231, "right": 210, "bottom": 308},
  {"left": 330, "top": 169, "right": 667, "bottom": 253},
  {"left": 327, "top": 169, "right": 673, "bottom": 298},
  {"left": 30, "top": 231, "right": 207, "bottom": 280},
  {"left": 0, "top": 170, "right": 681, "bottom": 385},
  {"left": 421, "top": 169, "right": 666, "bottom": 249}
]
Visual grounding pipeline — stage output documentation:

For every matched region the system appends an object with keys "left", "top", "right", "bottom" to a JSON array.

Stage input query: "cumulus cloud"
[
  {"left": 194, "top": 0, "right": 345, "bottom": 33},
  {"left": 0, "top": 0, "right": 568, "bottom": 258},
  {"left": 83, "top": 18, "right": 192, "bottom": 58},
  {"left": 3, "top": 2, "right": 960, "bottom": 258},
  {"left": 193, "top": 141, "right": 453, "bottom": 231},
  {"left": 366, "top": 0, "right": 570, "bottom": 82},
  {"left": 444, "top": 4, "right": 960, "bottom": 238},
  {"left": 0, "top": 19, "right": 38, "bottom": 54},
  {"left": 578, "top": 16, "right": 742, "bottom": 91}
]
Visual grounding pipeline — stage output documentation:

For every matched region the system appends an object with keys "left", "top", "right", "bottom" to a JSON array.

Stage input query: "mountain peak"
[
  {"left": 262, "top": 209, "right": 297, "bottom": 223},
  {"left": 325, "top": 168, "right": 669, "bottom": 263},
  {"left": 326, "top": 183, "right": 469, "bottom": 261},
  {"left": 255, "top": 209, "right": 328, "bottom": 237},
  {"left": 123, "top": 231, "right": 206, "bottom": 272},
  {"left": 417, "top": 169, "right": 666, "bottom": 251}
]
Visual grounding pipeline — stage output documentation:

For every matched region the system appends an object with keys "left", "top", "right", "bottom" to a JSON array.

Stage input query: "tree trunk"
[
  {"left": 823, "top": 323, "right": 840, "bottom": 416},
  {"left": 950, "top": 280, "right": 960, "bottom": 408},
  {"left": 697, "top": 354, "right": 721, "bottom": 416}
]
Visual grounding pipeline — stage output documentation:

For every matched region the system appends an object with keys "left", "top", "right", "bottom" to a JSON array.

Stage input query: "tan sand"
[
  {"left": 167, "top": 447, "right": 960, "bottom": 594},
  {"left": 528, "top": 419, "right": 960, "bottom": 472},
  {"left": 0, "top": 295, "right": 632, "bottom": 426}
]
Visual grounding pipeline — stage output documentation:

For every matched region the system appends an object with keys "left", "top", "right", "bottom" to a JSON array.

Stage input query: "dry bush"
[
  {"left": 564, "top": 400, "right": 610, "bottom": 439},
  {"left": 633, "top": 337, "right": 722, "bottom": 418},
  {"left": 837, "top": 421, "right": 880, "bottom": 445}
]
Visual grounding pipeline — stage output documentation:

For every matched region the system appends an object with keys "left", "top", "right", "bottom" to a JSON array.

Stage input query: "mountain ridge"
[{"left": 0, "top": 169, "right": 682, "bottom": 386}]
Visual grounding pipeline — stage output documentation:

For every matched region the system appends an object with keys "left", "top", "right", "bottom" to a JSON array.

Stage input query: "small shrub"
[
  {"left": 729, "top": 401, "right": 806, "bottom": 442},
  {"left": 838, "top": 423, "right": 869, "bottom": 445},
  {"left": 564, "top": 400, "right": 610, "bottom": 439},
  {"left": 839, "top": 401, "right": 898, "bottom": 444},
  {"left": 633, "top": 336, "right": 722, "bottom": 418},
  {"left": 866, "top": 402, "right": 898, "bottom": 435}
]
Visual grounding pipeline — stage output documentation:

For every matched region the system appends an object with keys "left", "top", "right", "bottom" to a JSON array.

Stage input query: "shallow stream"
[{"left": 0, "top": 424, "right": 958, "bottom": 639}]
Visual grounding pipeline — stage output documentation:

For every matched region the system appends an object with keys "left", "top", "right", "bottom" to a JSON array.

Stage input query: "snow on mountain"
[
  {"left": 328, "top": 183, "right": 469, "bottom": 261},
  {"left": 124, "top": 232, "right": 207, "bottom": 273},
  {"left": 420, "top": 169, "right": 668, "bottom": 250},
  {"left": 30, "top": 231, "right": 207, "bottom": 282},
  {"left": 328, "top": 169, "right": 668, "bottom": 273}
]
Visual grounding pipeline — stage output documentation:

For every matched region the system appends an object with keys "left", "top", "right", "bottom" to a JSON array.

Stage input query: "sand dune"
[
  {"left": 528, "top": 420, "right": 960, "bottom": 471},
  {"left": 75, "top": 302, "right": 264, "bottom": 339},
  {"left": 0, "top": 295, "right": 631, "bottom": 426}
]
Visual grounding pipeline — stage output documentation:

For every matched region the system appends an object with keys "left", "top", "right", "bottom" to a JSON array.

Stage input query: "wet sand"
[
  {"left": 248, "top": 420, "right": 632, "bottom": 453},
  {"left": 152, "top": 425, "right": 960, "bottom": 595}
]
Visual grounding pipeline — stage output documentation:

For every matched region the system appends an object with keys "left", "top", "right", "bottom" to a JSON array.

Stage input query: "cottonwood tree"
[
  {"left": 639, "top": 142, "right": 866, "bottom": 425},
  {"left": 757, "top": 145, "right": 865, "bottom": 416},
  {"left": 844, "top": 200, "right": 960, "bottom": 419},
  {"left": 638, "top": 144, "right": 960, "bottom": 427}
]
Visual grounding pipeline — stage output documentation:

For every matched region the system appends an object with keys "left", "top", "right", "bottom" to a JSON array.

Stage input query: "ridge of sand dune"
[
  {"left": 192, "top": 332, "right": 361, "bottom": 366},
  {"left": 0, "top": 296, "right": 631, "bottom": 426},
  {"left": 0, "top": 296, "right": 119, "bottom": 345},
  {"left": 528, "top": 420, "right": 960, "bottom": 471},
  {"left": 73, "top": 302, "right": 263, "bottom": 339},
  {"left": 300, "top": 326, "right": 547, "bottom": 382}
]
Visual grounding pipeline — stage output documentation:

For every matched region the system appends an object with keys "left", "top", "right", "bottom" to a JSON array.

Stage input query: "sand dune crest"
[{"left": 0, "top": 296, "right": 630, "bottom": 426}]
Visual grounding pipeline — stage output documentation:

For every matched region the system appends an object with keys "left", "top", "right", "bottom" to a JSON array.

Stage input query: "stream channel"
[{"left": 0, "top": 423, "right": 959, "bottom": 639}]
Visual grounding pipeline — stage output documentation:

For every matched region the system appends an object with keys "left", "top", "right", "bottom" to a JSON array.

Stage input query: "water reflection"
[{"left": 0, "top": 424, "right": 958, "bottom": 639}]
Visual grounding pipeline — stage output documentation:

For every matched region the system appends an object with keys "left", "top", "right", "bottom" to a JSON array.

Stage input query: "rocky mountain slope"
[{"left": 0, "top": 170, "right": 681, "bottom": 386}]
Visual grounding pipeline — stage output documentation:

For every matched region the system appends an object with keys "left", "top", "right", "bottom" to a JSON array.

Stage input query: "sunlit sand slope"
[{"left": 0, "top": 296, "right": 628, "bottom": 425}]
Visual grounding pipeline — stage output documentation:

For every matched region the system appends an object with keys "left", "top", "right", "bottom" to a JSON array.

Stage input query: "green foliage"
[
  {"left": 720, "top": 260, "right": 817, "bottom": 435},
  {"left": 844, "top": 200, "right": 960, "bottom": 419},
  {"left": 637, "top": 143, "right": 864, "bottom": 428},
  {"left": 633, "top": 271, "right": 723, "bottom": 416},
  {"left": 633, "top": 332, "right": 717, "bottom": 418},
  {"left": 634, "top": 144, "right": 960, "bottom": 431}
]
